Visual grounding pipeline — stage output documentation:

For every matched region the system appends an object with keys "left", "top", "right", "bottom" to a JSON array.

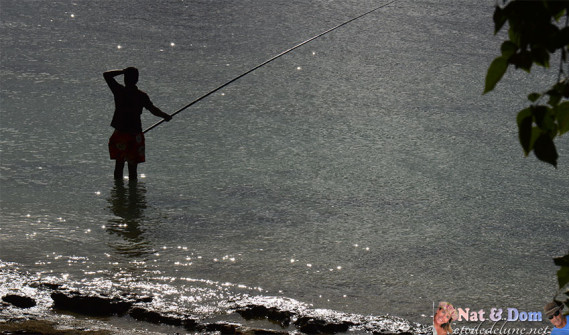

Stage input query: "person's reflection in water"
[{"left": 107, "top": 179, "right": 151, "bottom": 257}]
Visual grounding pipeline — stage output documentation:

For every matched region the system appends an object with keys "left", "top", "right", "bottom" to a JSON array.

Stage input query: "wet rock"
[
  {"left": 2, "top": 294, "right": 37, "bottom": 308},
  {"left": 294, "top": 316, "right": 354, "bottom": 334},
  {"left": 198, "top": 322, "right": 288, "bottom": 334},
  {"left": 236, "top": 304, "right": 293, "bottom": 327},
  {"left": 30, "top": 282, "right": 62, "bottom": 291},
  {"left": 0, "top": 319, "right": 110, "bottom": 335},
  {"left": 236, "top": 327, "right": 290, "bottom": 335},
  {"left": 183, "top": 317, "right": 198, "bottom": 331},
  {"left": 136, "top": 296, "right": 153, "bottom": 303},
  {"left": 200, "top": 322, "right": 241, "bottom": 334},
  {"left": 267, "top": 308, "right": 293, "bottom": 327},
  {"left": 247, "top": 329, "right": 290, "bottom": 335},
  {"left": 119, "top": 292, "right": 153, "bottom": 303},
  {"left": 128, "top": 306, "right": 197, "bottom": 329},
  {"left": 51, "top": 291, "right": 132, "bottom": 316},
  {"left": 237, "top": 304, "right": 270, "bottom": 319}
]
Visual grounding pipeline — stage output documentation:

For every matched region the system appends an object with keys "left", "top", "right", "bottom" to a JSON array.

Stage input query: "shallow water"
[{"left": 1, "top": 0, "right": 568, "bottom": 332}]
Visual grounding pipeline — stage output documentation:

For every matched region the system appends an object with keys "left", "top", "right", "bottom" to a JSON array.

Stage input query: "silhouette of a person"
[{"left": 104, "top": 67, "right": 172, "bottom": 180}]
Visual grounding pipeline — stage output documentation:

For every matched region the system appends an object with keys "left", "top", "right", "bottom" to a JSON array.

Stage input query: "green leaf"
[
  {"left": 554, "top": 254, "right": 569, "bottom": 291},
  {"left": 558, "top": 27, "right": 569, "bottom": 51},
  {"left": 554, "top": 254, "right": 569, "bottom": 267},
  {"left": 493, "top": 6, "right": 508, "bottom": 34},
  {"left": 501, "top": 41, "right": 518, "bottom": 58},
  {"left": 560, "top": 80, "right": 569, "bottom": 98},
  {"left": 484, "top": 56, "right": 508, "bottom": 94},
  {"left": 517, "top": 108, "right": 533, "bottom": 155},
  {"left": 531, "top": 46, "right": 550, "bottom": 68},
  {"left": 508, "top": 26, "right": 521, "bottom": 47},
  {"left": 517, "top": 107, "right": 532, "bottom": 124},
  {"left": 558, "top": 266, "right": 569, "bottom": 289},
  {"left": 533, "top": 133, "right": 558, "bottom": 167},
  {"left": 553, "top": 101, "right": 569, "bottom": 135},
  {"left": 532, "top": 105, "right": 556, "bottom": 132},
  {"left": 510, "top": 51, "right": 533, "bottom": 72},
  {"left": 532, "top": 105, "right": 548, "bottom": 127},
  {"left": 547, "top": 89, "right": 562, "bottom": 106},
  {"left": 551, "top": 3, "right": 569, "bottom": 22},
  {"left": 528, "top": 93, "right": 541, "bottom": 102}
]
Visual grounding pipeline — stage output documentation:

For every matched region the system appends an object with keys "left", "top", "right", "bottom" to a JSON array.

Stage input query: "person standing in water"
[{"left": 104, "top": 67, "right": 172, "bottom": 181}]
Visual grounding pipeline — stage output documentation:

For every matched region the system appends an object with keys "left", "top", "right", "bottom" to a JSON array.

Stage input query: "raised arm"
[{"left": 103, "top": 69, "right": 124, "bottom": 88}]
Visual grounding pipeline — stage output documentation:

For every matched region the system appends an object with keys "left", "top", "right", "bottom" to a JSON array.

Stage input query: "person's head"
[
  {"left": 544, "top": 301, "right": 565, "bottom": 328},
  {"left": 123, "top": 67, "right": 139, "bottom": 87},
  {"left": 434, "top": 302, "right": 458, "bottom": 334}
]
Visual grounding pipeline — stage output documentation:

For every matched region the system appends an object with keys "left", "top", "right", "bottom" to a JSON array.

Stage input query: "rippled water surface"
[{"left": 1, "top": 0, "right": 568, "bottom": 331}]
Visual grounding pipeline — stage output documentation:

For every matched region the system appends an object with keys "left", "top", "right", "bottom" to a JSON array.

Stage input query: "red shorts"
[{"left": 108, "top": 130, "right": 145, "bottom": 163}]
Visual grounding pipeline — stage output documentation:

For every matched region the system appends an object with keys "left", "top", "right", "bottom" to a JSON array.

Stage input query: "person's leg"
[
  {"left": 127, "top": 161, "right": 138, "bottom": 181},
  {"left": 114, "top": 160, "right": 125, "bottom": 180}
]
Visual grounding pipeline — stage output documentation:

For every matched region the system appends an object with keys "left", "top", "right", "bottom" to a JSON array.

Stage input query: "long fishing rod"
[{"left": 144, "top": 0, "right": 397, "bottom": 134}]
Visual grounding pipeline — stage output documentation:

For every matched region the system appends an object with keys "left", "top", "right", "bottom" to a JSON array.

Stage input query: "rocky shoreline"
[
  {"left": 1, "top": 278, "right": 429, "bottom": 335},
  {"left": 0, "top": 319, "right": 112, "bottom": 335}
]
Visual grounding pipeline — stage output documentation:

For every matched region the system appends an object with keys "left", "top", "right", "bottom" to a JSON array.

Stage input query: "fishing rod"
[{"left": 144, "top": 0, "right": 397, "bottom": 134}]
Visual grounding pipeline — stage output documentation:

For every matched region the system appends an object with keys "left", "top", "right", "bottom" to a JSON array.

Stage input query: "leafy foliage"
[
  {"left": 553, "top": 253, "right": 569, "bottom": 311},
  {"left": 485, "top": 0, "right": 569, "bottom": 167},
  {"left": 485, "top": 0, "right": 568, "bottom": 312}
]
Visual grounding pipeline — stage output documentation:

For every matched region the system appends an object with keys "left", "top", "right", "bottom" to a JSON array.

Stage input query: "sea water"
[{"left": 1, "top": 0, "right": 568, "bottom": 332}]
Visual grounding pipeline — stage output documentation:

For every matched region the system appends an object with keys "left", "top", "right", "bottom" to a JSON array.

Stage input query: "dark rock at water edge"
[
  {"left": 197, "top": 322, "right": 289, "bottom": 334},
  {"left": 127, "top": 309, "right": 290, "bottom": 335},
  {"left": 294, "top": 316, "right": 354, "bottom": 334},
  {"left": 236, "top": 304, "right": 293, "bottom": 327},
  {"left": 50, "top": 291, "right": 132, "bottom": 316},
  {"left": 129, "top": 307, "right": 197, "bottom": 330},
  {"left": 200, "top": 322, "right": 242, "bottom": 333},
  {"left": 46, "top": 290, "right": 425, "bottom": 334},
  {"left": 0, "top": 319, "right": 112, "bottom": 335},
  {"left": 48, "top": 290, "right": 289, "bottom": 334},
  {"left": 0, "top": 270, "right": 428, "bottom": 335},
  {"left": 29, "top": 282, "right": 63, "bottom": 291},
  {"left": 2, "top": 294, "right": 37, "bottom": 308}
]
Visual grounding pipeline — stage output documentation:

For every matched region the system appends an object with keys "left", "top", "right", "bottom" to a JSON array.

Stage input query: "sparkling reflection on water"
[{"left": 106, "top": 181, "right": 152, "bottom": 258}]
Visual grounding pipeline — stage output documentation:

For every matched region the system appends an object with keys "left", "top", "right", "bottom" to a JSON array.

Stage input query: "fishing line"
[{"left": 144, "top": 0, "right": 398, "bottom": 134}]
